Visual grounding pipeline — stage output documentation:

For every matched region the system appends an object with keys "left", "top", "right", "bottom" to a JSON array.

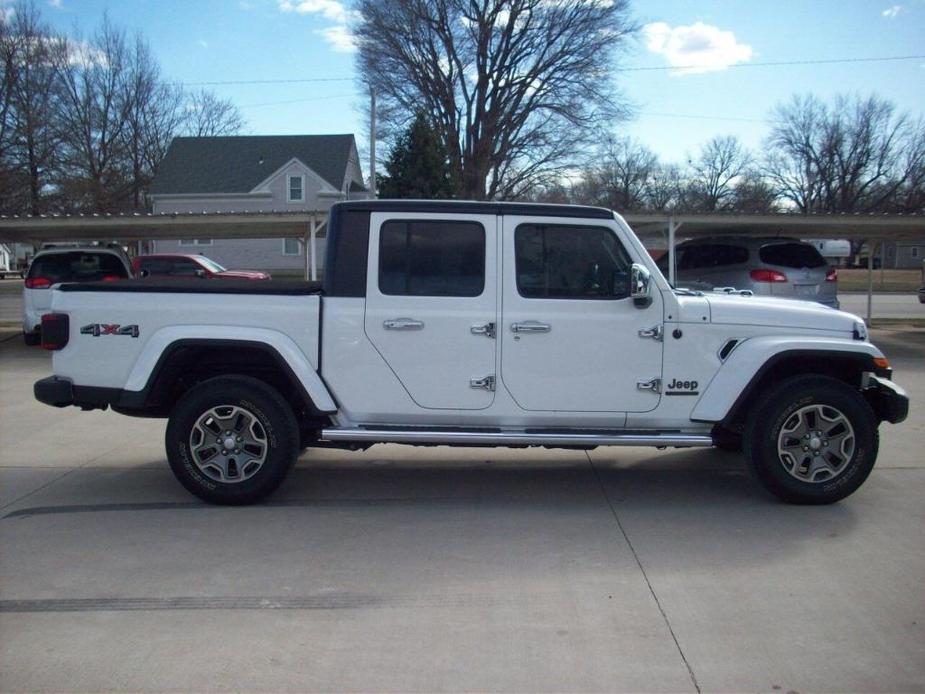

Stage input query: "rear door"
[
  {"left": 364, "top": 212, "right": 498, "bottom": 410},
  {"left": 500, "top": 217, "right": 664, "bottom": 413}
]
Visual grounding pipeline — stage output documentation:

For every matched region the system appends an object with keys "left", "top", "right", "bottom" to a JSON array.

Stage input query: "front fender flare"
[{"left": 690, "top": 336, "right": 885, "bottom": 423}]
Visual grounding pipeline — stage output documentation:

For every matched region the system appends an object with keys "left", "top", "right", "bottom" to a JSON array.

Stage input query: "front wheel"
[
  {"left": 165, "top": 375, "right": 299, "bottom": 505},
  {"left": 744, "top": 375, "right": 879, "bottom": 504}
]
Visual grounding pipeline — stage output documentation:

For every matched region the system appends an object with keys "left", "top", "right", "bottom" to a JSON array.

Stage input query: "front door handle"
[
  {"left": 511, "top": 320, "right": 551, "bottom": 334},
  {"left": 383, "top": 317, "right": 424, "bottom": 330}
]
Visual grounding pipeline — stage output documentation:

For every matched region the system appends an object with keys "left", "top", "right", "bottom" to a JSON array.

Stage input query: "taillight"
[
  {"left": 750, "top": 269, "right": 788, "bottom": 283},
  {"left": 101, "top": 274, "right": 121, "bottom": 282},
  {"left": 825, "top": 268, "right": 838, "bottom": 282},
  {"left": 25, "top": 277, "right": 52, "bottom": 289},
  {"left": 41, "top": 313, "right": 70, "bottom": 350}
]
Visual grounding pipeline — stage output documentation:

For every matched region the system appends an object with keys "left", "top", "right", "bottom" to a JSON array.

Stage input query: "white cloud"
[
  {"left": 278, "top": 0, "right": 353, "bottom": 23},
  {"left": 881, "top": 4, "right": 904, "bottom": 18},
  {"left": 278, "top": 0, "right": 359, "bottom": 54},
  {"left": 643, "top": 21, "right": 753, "bottom": 75},
  {"left": 48, "top": 0, "right": 62, "bottom": 8},
  {"left": 314, "top": 24, "right": 355, "bottom": 52}
]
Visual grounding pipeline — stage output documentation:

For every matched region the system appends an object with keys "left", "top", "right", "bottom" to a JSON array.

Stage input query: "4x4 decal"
[{"left": 80, "top": 323, "right": 139, "bottom": 338}]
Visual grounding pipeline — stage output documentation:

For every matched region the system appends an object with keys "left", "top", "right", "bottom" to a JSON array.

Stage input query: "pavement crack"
[{"left": 587, "top": 452, "right": 702, "bottom": 694}]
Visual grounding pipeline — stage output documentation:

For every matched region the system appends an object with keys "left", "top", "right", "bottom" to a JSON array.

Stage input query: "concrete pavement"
[{"left": 1, "top": 328, "right": 923, "bottom": 692}]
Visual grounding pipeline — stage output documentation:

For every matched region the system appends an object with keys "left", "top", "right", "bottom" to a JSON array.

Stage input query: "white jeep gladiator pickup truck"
[{"left": 34, "top": 201, "right": 908, "bottom": 505}]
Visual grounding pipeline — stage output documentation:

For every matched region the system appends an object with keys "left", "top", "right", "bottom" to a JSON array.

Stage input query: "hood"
[
  {"left": 216, "top": 270, "right": 271, "bottom": 280},
  {"left": 704, "top": 292, "right": 860, "bottom": 333}
]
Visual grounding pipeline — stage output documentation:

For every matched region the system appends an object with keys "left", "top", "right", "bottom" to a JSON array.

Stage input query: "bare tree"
[
  {"left": 54, "top": 17, "right": 133, "bottom": 211},
  {"left": 764, "top": 94, "right": 924, "bottom": 213},
  {"left": 5, "top": 2, "right": 63, "bottom": 214},
  {"left": 356, "top": 0, "right": 636, "bottom": 200},
  {"left": 684, "top": 135, "right": 749, "bottom": 211},
  {"left": 579, "top": 136, "right": 658, "bottom": 211},
  {"left": 184, "top": 88, "right": 244, "bottom": 137},
  {"left": 733, "top": 169, "right": 778, "bottom": 213},
  {"left": 121, "top": 36, "right": 185, "bottom": 209}
]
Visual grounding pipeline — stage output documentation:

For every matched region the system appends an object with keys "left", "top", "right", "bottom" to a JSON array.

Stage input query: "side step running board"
[{"left": 320, "top": 428, "right": 713, "bottom": 448}]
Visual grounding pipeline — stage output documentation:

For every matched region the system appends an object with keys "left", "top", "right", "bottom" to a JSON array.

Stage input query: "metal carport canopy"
[{"left": 0, "top": 210, "right": 328, "bottom": 280}]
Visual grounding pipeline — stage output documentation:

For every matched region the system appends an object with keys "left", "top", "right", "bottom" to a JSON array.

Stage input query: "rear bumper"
[
  {"left": 864, "top": 375, "right": 909, "bottom": 424},
  {"left": 34, "top": 376, "right": 123, "bottom": 411}
]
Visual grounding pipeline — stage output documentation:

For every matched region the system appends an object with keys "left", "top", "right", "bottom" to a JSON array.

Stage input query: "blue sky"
[{"left": 20, "top": 0, "right": 925, "bottom": 165}]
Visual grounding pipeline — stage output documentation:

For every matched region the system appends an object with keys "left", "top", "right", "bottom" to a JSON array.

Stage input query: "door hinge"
[
  {"left": 470, "top": 375, "right": 496, "bottom": 391},
  {"left": 636, "top": 378, "right": 661, "bottom": 393},
  {"left": 470, "top": 322, "right": 496, "bottom": 339},
  {"left": 638, "top": 324, "right": 663, "bottom": 341}
]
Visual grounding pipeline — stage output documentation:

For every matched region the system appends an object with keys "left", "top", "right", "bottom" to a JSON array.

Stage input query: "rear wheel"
[
  {"left": 744, "top": 375, "right": 879, "bottom": 504},
  {"left": 165, "top": 375, "right": 299, "bottom": 505}
]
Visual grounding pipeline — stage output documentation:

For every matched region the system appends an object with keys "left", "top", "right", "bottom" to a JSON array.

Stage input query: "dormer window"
[{"left": 287, "top": 174, "right": 304, "bottom": 202}]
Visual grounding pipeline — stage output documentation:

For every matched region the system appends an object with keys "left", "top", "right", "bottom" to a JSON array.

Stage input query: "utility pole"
[{"left": 369, "top": 86, "right": 377, "bottom": 198}]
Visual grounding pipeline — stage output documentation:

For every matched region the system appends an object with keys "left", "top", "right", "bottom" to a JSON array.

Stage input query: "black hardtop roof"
[{"left": 332, "top": 199, "right": 615, "bottom": 219}]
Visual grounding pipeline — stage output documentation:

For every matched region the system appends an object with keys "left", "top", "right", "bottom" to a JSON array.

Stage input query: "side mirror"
[
  {"left": 630, "top": 264, "right": 652, "bottom": 308},
  {"left": 630, "top": 263, "right": 651, "bottom": 299},
  {"left": 138, "top": 269, "right": 150, "bottom": 279}
]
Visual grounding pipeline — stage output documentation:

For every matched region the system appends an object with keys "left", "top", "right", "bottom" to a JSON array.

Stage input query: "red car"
[{"left": 132, "top": 254, "right": 271, "bottom": 280}]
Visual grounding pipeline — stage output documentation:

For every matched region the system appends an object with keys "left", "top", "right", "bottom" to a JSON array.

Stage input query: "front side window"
[
  {"left": 288, "top": 175, "right": 304, "bottom": 202},
  {"left": 379, "top": 220, "right": 485, "bottom": 297},
  {"left": 515, "top": 224, "right": 631, "bottom": 299}
]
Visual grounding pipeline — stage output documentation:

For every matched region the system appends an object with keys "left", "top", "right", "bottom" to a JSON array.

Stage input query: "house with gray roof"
[{"left": 148, "top": 134, "right": 370, "bottom": 274}]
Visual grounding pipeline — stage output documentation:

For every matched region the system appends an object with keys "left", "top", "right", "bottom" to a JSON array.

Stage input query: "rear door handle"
[
  {"left": 383, "top": 318, "right": 424, "bottom": 330},
  {"left": 511, "top": 321, "right": 551, "bottom": 334}
]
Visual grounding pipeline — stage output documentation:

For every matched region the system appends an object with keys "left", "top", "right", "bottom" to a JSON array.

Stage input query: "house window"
[
  {"left": 287, "top": 174, "right": 304, "bottom": 202},
  {"left": 912, "top": 247, "right": 920, "bottom": 259},
  {"left": 179, "top": 239, "right": 213, "bottom": 246},
  {"left": 283, "top": 238, "right": 301, "bottom": 256}
]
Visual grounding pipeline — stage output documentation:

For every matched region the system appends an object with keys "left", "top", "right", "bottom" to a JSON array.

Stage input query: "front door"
[
  {"left": 500, "top": 217, "right": 663, "bottom": 413},
  {"left": 364, "top": 212, "right": 498, "bottom": 410}
]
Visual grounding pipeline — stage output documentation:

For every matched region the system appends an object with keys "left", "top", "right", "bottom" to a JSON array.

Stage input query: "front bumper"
[{"left": 864, "top": 375, "right": 909, "bottom": 424}]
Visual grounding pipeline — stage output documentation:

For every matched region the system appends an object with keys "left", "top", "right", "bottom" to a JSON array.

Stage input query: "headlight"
[{"left": 853, "top": 320, "right": 868, "bottom": 341}]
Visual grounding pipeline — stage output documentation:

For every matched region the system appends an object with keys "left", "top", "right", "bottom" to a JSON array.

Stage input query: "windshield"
[{"left": 197, "top": 257, "right": 226, "bottom": 273}]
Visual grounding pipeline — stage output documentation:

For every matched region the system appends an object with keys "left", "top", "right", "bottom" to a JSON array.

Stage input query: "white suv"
[{"left": 23, "top": 246, "right": 132, "bottom": 345}]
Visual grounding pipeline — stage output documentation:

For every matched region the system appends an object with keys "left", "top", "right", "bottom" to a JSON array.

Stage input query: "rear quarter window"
[{"left": 759, "top": 243, "right": 825, "bottom": 269}]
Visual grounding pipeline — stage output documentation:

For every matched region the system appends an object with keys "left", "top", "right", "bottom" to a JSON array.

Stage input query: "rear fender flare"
[{"left": 125, "top": 325, "right": 337, "bottom": 413}]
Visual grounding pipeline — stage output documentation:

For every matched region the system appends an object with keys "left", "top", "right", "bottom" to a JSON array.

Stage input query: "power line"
[
  {"left": 639, "top": 111, "right": 775, "bottom": 124},
  {"left": 170, "top": 54, "right": 925, "bottom": 87},
  {"left": 622, "top": 54, "right": 925, "bottom": 72},
  {"left": 174, "top": 76, "right": 354, "bottom": 87},
  {"left": 239, "top": 93, "right": 356, "bottom": 109}
]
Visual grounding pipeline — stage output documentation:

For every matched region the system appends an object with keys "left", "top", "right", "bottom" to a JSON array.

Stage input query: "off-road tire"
[
  {"left": 744, "top": 375, "right": 879, "bottom": 504},
  {"left": 166, "top": 375, "right": 299, "bottom": 505}
]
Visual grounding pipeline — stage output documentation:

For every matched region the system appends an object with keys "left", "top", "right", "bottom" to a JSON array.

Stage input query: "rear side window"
[
  {"left": 28, "top": 252, "right": 128, "bottom": 283},
  {"left": 379, "top": 220, "right": 485, "bottom": 297},
  {"left": 515, "top": 224, "right": 632, "bottom": 299},
  {"left": 759, "top": 243, "right": 825, "bottom": 269},
  {"left": 678, "top": 243, "right": 748, "bottom": 270}
]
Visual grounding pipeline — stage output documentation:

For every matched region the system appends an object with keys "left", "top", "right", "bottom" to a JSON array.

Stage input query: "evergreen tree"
[{"left": 379, "top": 112, "right": 453, "bottom": 199}]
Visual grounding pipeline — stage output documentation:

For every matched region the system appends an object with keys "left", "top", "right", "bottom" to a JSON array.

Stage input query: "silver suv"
[{"left": 658, "top": 236, "right": 839, "bottom": 308}]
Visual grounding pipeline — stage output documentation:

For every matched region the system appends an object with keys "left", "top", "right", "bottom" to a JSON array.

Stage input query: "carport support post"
[
  {"left": 310, "top": 216, "right": 318, "bottom": 281},
  {"left": 866, "top": 241, "right": 876, "bottom": 325},
  {"left": 667, "top": 217, "right": 677, "bottom": 286}
]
